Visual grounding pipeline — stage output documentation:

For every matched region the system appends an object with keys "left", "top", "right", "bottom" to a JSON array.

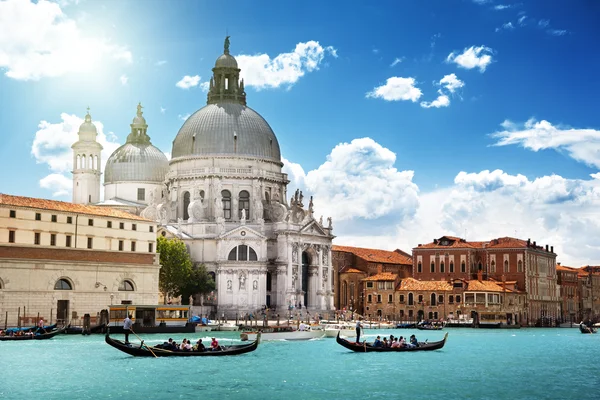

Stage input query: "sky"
[{"left": 1, "top": 0, "right": 600, "bottom": 266}]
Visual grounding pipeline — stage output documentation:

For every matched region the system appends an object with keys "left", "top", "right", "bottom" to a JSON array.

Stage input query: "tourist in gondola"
[
  {"left": 123, "top": 314, "right": 133, "bottom": 344},
  {"left": 196, "top": 339, "right": 206, "bottom": 352},
  {"left": 210, "top": 337, "right": 220, "bottom": 351},
  {"left": 409, "top": 334, "right": 419, "bottom": 348},
  {"left": 373, "top": 336, "right": 383, "bottom": 347}
]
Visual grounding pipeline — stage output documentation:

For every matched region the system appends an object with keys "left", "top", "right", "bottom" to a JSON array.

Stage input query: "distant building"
[
  {"left": 332, "top": 245, "right": 412, "bottom": 315},
  {"left": 556, "top": 263, "right": 580, "bottom": 324},
  {"left": 413, "top": 235, "right": 559, "bottom": 325},
  {"left": 0, "top": 194, "right": 159, "bottom": 326},
  {"left": 578, "top": 267, "right": 600, "bottom": 322}
]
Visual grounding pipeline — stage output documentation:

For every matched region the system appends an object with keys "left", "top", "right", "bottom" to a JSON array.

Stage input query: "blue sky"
[{"left": 1, "top": 0, "right": 600, "bottom": 265}]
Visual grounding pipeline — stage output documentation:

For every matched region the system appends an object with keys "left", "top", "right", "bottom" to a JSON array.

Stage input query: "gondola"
[
  {"left": 579, "top": 323, "right": 597, "bottom": 334},
  {"left": 65, "top": 323, "right": 107, "bottom": 335},
  {"left": 416, "top": 324, "right": 444, "bottom": 331},
  {"left": 0, "top": 326, "right": 66, "bottom": 341},
  {"left": 105, "top": 331, "right": 260, "bottom": 357},
  {"left": 336, "top": 331, "right": 448, "bottom": 352},
  {"left": 4, "top": 323, "right": 57, "bottom": 334}
]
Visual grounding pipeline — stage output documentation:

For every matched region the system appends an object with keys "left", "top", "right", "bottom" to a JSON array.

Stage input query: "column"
[{"left": 317, "top": 245, "right": 324, "bottom": 310}]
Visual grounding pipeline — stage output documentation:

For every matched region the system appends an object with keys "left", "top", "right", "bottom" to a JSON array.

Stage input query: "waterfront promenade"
[{"left": 1, "top": 328, "right": 597, "bottom": 399}]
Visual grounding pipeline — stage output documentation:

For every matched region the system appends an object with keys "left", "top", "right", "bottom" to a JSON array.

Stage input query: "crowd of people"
[
  {"left": 359, "top": 333, "right": 420, "bottom": 349},
  {"left": 154, "top": 337, "right": 223, "bottom": 352}
]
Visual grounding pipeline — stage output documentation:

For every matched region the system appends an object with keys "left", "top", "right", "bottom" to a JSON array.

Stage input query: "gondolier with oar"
[
  {"left": 355, "top": 317, "right": 364, "bottom": 343},
  {"left": 123, "top": 314, "right": 133, "bottom": 344}
]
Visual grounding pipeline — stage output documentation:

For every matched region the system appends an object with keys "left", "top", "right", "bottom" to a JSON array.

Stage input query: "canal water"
[{"left": 1, "top": 328, "right": 597, "bottom": 399}]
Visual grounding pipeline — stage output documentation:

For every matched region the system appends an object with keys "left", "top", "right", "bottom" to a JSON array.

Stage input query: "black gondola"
[
  {"left": 579, "top": 323, "right": 597, "bottom": 334},
  {"left": 65, "top": 323, "right": 107, "bottom": 335},
  {"left": 105, "top": 332, "right": 260, "bottom": 357},
  {"left": 0, "top": 326, "right": 66, "bottom": 341},
  {"left": 416, "top": 324, "right": 444, "bottom": 331},
  {"left": 336, "top": 331, "right": 448, "bottom": 352}
]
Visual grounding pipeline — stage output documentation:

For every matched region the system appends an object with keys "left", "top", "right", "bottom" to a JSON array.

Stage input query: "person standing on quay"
[
  {"left": 355, "top": 317, "right": 364, "bottom": 343},
  {"left": 123, "top": 314, "right": 133, "bottom": 344}
]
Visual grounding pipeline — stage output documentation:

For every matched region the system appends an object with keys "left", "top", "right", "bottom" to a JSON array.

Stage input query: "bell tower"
[
  {"left": 72, "top": 108, "right": 103, "bottom": 204},
  {"left": 207, "top": 36, "right": 247, "bottom": 106}
]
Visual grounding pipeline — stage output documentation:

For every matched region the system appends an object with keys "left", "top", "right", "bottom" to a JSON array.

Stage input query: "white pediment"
[
  {"left": 218, "top": 225, "right": 267, "bottom": 241},
  {"left": 300, "top": 220, "right": 328, "bottom": 236}
]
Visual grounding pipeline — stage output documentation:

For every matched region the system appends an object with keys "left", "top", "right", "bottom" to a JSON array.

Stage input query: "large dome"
[
  {"left": 171, "top": 103, "right": 281, "bottom": 163},
  {"left": 105, "top": 143, "right": 169, "bottom": 184}
]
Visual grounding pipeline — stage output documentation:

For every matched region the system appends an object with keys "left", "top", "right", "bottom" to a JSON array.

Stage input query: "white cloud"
[
  {"left": 390, "top": 57, "right": 404, "bottom": 67},
  {"left": 284, "top": 138, "right": 419, "bottom": 223},
  {"left": 176, "top": 75, "right": 201, "bottom": 89},
  {"left": 494, "top": 5, "right": 512, "bottom": 10},
  {"left": 160, "top": 106, "right": 166, "bottom": 114},
  {"left": 420, "top": 93, "right": 450, "bottom": 109},
  {"left": 446, "top": 45, "right": 494, "bottom": 72},
  {"left": 200, "top": 81, "right": 210, "bottom": 92},
  {"left": 490, "top": 118, "right": 600, "bottom": 168},
  {"left": 548, "top": 29, "right": 567, "bottom": 36},
  {"left": 439, "top": 73, "right": 464, "bottom": 93},
  {"left": 155, "top": 60, "right": 167, "bottom": 66},
  {"left": 0, "top": 0, "right": 131, "bottom": 81},
  {"left": 366, "top": 77, "right": 422, "bottom": 102},
  {"left": 39, "top": 173, "right": 71, "bottom": 197},
  {"left": 496, "top": 22, "right": 515, "bottom": 32},
  {"left": 538, "top": 19, "right": 550, "bottom": 28},
  {"left": 120, "top": 74, "right": 128, "bottom": 85},
  {"left": 235, "top": 41, "right": 337, "bottom": 90},
  {"left": 518, "top": 15, "right": 527, "bottom": 25},
  {"left": 178, "top": 114, "right": 191, "bottom": 121},
  {"left": 31, "top": 112, "right": 121, "bottom": 198}
]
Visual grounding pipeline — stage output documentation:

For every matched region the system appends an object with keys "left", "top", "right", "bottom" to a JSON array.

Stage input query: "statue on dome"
[
  {"left": 327, "top": 217, "right": 332, "bottom": 230},
  {"left": 308, "top": 196, "right": 314, "bottom": 215},
  {"left": 224, "top": 36, "right": 231, "bottom": 54}
]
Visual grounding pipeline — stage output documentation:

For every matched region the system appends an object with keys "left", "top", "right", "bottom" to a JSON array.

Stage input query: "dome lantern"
[
  {"left": 207, "top": 36, "right": 246, "bottom": 106},
  {"left": 77, "top": 106, "right": 98, "bottom": 140}
]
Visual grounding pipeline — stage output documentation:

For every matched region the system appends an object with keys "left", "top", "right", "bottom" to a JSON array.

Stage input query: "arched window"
[
  {"left": 89, "top": 154, "right": 93, "bottom": 169},
  {"left": 228, "top": 245, "right": 258, "bottom": 261},
  {"left": 518, "top": 260, "right": 523, "bottom": 272},
  {"left": 265, "top": 192, "right": 270, "bottom": 203},
  {"left": 239, "top": 190, "right": 250, "bottom": 219},
  {"left": 222, "top": 190, "right": 231, "bottom": 220},
  {"left": 491, "top": 261, "right": 496, "bottom": 273},
  {"left": 199, "top": 190, "right": 205, "bottom": 200},
  {"left": 461, "top": 261, "right": 466, "bottom": 273},
  {"left": 76, "top": 155, "right": 81, "bottom": 169},
  {"left": 183, "top": 191, "right": 191, "bottom": 220},
  {"left": 81, "top": 155, "right": 86, "bottom": 170},
  {"left": 440, "top": 261, "right": 445, "bottom": 273},
  {"left": 430, "top": 293, "right": 436, "bottom": 306},
  {"left": 54, "top": 279, "right": 72, "bottom": 290},
  {"left": 408, "top": 293, "right": 414, "bottom": 305},
  {"left": 449, "top": 295, "right": 454, "bottom": 304},
  {"left": 504, "top": 260, "right": 509, "bottom": 272},
  {"left": 418, "top": 294, "right": 424, "bottom": 303},
  {"left": 209, "top": 271, "right": 216, "bottom": 282},
  {"left": 119, "top": 280, "right": 135, "bottom": 291},
  {"left": 430, "top": 262, "right": 435, "bottom": 273},
  {"left": 449, "top": 261, "right": 454, "bottom": 273},
  {"left": 417, "top": 262, "right": 422, "bottom": 273}
]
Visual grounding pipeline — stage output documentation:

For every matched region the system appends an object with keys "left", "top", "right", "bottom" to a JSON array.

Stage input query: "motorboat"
[
  {"left": 240, "top": 324, "right": 324, "bottom": 342},
  {"left": 216, "top": 322, "right": 240, "bottom": 331},
  {"left": 322, "top": 323, "right": 355, "bottom": 338}
]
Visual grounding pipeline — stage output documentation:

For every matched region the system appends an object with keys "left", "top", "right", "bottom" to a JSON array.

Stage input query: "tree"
[
  {"left": 157, "top": 236, "right": 193, "bottom": 303},
  {"left": 180, "top": 264, "right": 216, "bottom": 305}
]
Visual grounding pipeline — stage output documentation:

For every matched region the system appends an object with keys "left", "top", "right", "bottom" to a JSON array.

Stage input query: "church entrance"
[{"left": 302, "top": 252, "right": 309, "bottom": 307}]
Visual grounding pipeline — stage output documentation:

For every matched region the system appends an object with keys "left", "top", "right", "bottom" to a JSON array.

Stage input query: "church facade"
[{"left": 81, "top": 38, "right": 335, "bottom": 315}]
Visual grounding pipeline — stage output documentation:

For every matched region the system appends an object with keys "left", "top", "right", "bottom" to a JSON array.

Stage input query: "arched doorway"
[
  {"left": 302, "top": 252, "right": 309, "bottom": 307},
  {"left": 417, "top": 310, "right": 424, "bottom": 322}
]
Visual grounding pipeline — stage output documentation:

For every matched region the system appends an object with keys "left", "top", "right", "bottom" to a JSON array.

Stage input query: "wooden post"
[
  {"left": 37, "top": 312, "right": 40, "bottom": 325},
  {"left": 17, "top": 307, "right": 21, "bottom": 328},
  {"left": 4, "top": 311, "right": 7, "bottom": 330},
  {"left": 50, "top": 309, "right": 53, "bottom": 325}
]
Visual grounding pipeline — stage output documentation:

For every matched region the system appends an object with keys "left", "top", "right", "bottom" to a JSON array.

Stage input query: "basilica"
[{"left": 73, "top": 37, "right": 335, "bottom": 316}]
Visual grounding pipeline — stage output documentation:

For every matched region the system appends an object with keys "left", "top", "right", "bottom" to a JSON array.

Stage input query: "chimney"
[
  {"left": 551, "top": 246, "right": 554, "bottom": 253},
  {"left": 533, "top": 241, "right": 536, "bottom": 248},
  {"left": 557, "top": 262, "right": 561, "bottom": 266},
  {"left": 418, "top": 244, "right": 422, "bottom": 247},
  {"left": 527, "top": 238, "right": 531, "bottom": 247},
  {"left": 545, "top": 245, "right": 549, "bottom": 252},
  {"left": 434, "top": 239, "right": 438, "bottom": 244},
  {"left": 477, "top": 269, "right": 483, "bottom": 283}
]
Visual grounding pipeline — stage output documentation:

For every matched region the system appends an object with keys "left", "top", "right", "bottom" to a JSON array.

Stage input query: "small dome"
[
  {"left": 171, "top": 103, "right": 281, "bottom": 163},
  {"left": 132, "top": 115, "right": 147, "bottom": 126},
  {"left": 77, "top": 111, "right": 98, "bottom": 141},
  {"left": 105, "top": 143, "right": 169, "bottom": 184},
  {"left": 215, "top": 53, "right": 238, "bottom": 69}
]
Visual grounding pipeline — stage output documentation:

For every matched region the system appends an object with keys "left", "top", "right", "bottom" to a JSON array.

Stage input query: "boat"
[
  {"left": 105, "top": 332, "right": 260, "bottom": 357},
  {"left": 477, "top": 312, "right": 521, "bottom": 329},
  {"left": 4, "top": 323, "right": 57, "bottom": 334},
  {"left": 336, "top": 331, "right": 448, "bottom": 352},
  {"left": 396, "top": 322, "right": 417, "bottom": 329},
  {"left": 579, "top": 323, "right": 597, "bottom": 334},
  {"left": 240, "top": 325, "right": 325, "bottom": 342},
  {"left": 322, "top": 323, "right": 355, "bottom": 338},
  {"left": 416, "top": 322, "right": 444, "bottom": 331},
  {"left": 216, "top": 322, "right": 240, "bottom": 331},
  {"left": 0, "top": 326, "right": 66, "bottom": 341},
  {"left": 65, "top": 323, "right": 107, "bottom": 335},
  {"left": 108, "top": 305, "right": 195, "bottom": 334}
]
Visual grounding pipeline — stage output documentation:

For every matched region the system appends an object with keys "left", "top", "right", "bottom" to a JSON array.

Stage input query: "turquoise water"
[{"left": 1, "top": 328, "right": 598, "bottom": 400}]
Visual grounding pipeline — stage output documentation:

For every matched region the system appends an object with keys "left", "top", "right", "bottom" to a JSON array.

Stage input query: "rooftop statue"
[{"left": 224, "top": 36, "right": 231, "bottom": 54}]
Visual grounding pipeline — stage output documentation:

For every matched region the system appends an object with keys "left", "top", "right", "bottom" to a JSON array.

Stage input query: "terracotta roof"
[
  {"left": 0, "top": 193, "right": 150, "bottom": 222},
  {"left": 332, "top": 245, "right": 412, "bottom": 265},
  {"left": 556, "top": 265, "right": 579, "bottom": 272},
  {"left": 340, "top": 267, "right": 364, "bottom": 274},
  {"left": 466, "top": 280, "right": 511, "bottom": 292},
  {"left": 415, "top": 236, "right": 486, "bottom": 249},
  {"left": 486, "top": 237, "right": 528, "bottom": 249},
  {"left": 362, "top": 272, "right": 397, "bottom": 281},
  {"left": 398, "top": 278, "right": 452, "bottom": 291}
]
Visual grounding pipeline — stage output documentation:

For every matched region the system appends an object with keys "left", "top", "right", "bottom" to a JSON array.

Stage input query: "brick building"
[
  {"left": 578, "top": 267, "right": 600, "bottom": 322},
  {"left": 413, "top": 235, "right": 559, "bottom": 325},
  {"left": 332, "top": 245, "right": 412, "bottom": 315},
  {"left": 556, "top": 263, "right": 580, "bottom": 324},
  {"left": 0, "top": 194, "right": 160, "bottom": 327}
]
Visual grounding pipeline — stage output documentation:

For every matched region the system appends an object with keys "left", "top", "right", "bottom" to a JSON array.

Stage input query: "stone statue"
[
  {"left": 253, "top": 280, "right": 258, "bottom": 290},
  {"left": 227, "top": 280, "right": 232, "bottom": 291},
  {"left": 319, "top": 215, "right": 323, "bottom": 225},
  {"left": 308, "top": 196, "right": 314, "bottom": 215},
  {"left": 177, "top": 218, "right": 183, "bottom": 235},
  {"left": 240, "top": 208, "right": 246, "bottom": 225},
  {"left": 239, "top": 273, "right": 246, "bottom": 290},
  {"left": 299, "top": 191, "right": 304, "bottom": 207},
  {"left": 224, "top": 36, "right": 231, "bottom": 53},
  {"left": 327, "top": 217, "right": 332, "bottom": 229}
]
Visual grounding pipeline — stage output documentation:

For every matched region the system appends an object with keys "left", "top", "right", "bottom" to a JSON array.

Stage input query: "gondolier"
[
  {"left": 123, "top": 314, "right": 133, "bottom": 344},
  {"left": 356, "top": 317, "right": 364, "bottom": 343}
]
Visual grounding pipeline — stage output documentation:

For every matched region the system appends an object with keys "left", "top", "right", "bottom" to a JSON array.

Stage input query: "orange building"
[{"left": 556, "top": 263, "right": 580, "bottom": 324}]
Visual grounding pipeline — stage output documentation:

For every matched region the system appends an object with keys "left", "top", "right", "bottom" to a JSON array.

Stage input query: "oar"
[{"left": 130, "top": 327, "right": 158, "bottom": 358}]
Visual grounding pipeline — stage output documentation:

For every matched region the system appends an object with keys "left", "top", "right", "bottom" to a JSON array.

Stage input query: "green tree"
[
  {"left": 157, "top": 236, "right": 193, "bottom": 302},
  {"left": 180, "top": 264, "right": 215, "bottom": 305}
]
